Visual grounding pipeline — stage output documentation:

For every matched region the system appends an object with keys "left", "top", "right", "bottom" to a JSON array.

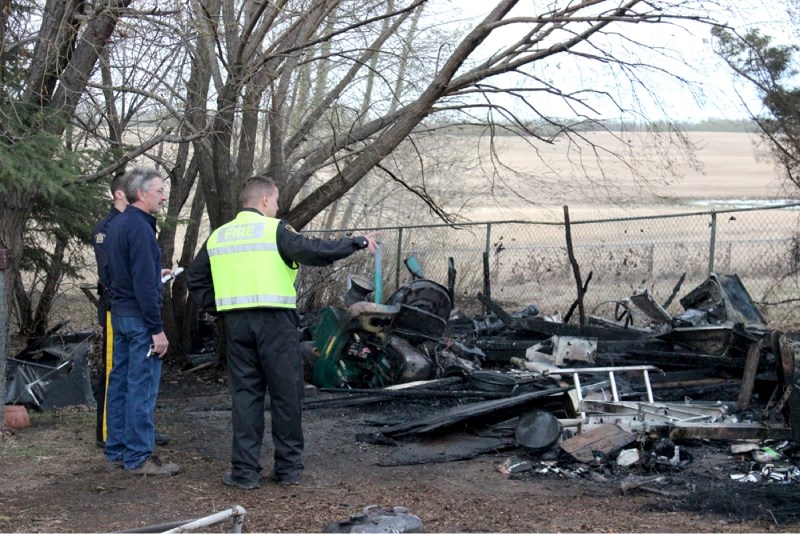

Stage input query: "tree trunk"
[
  {"left": 27, "top": 234, "right": 68, "bottom": 337},
  {"left": 175, "top": 184, "right": 206, "bottom": 358},
  {"left": 0, "top": 191, "right": 35, "bottom": 334}
]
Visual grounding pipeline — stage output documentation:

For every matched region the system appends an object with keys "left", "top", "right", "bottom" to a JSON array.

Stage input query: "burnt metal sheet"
[
  {"left": 679, "top": 273, "right": 766, "bottom": 327},
  {"left": 630, "top": 289, "right": 672, "bottom": 324},
  {"left": 5, "top": 332, "right": 95, "bottom": 410}
]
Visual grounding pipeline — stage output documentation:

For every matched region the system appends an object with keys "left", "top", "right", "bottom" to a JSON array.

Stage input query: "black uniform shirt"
[{"left": 91, "top": 205, "right": 122, "bottom": 324}]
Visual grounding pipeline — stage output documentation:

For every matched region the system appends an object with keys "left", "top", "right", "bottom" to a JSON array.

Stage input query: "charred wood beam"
[
  {"left": 595, "top": 351, "right": 768, "bottom": 371},
  {"left": 382, "top": 386, "right": 569, "bottom": 437},
  {"left": 777, "top": 335, "right": 800, "bottom": 443},
  {"left": 447, "top": 257, "right": 456, "bottom": 299},
  {"left": 303, "top": 395, "right": 394, "bottom": 410},
  {"left": 669, "top": 422, "right": 792, "bottom": 441},
  {"left": 626, "top": 379, "right": 741, "bottom": 401},
  {"left": 736, "top": 340, "right": 764, "bottom": 412},
  {"left": 563, "top": 206, "right": 586, "bottom": 325},
  {"left": 564, "top": 271, "right": 593, "bottom": 324},
  {"left": 662, "top": 272, "right": 687, "bottom": 309},
  {"left": 514, "top": 317, "right": 648, "bottom": 340},
  {"left": 318, "top": 388, "right": 512, "bottom": 399},
  {"left": 476, "top": 292, "right": 517, "bottom": 328}
]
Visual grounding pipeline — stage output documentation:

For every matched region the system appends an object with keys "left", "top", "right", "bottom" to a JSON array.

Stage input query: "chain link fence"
[{"left": 298, "top": 204, "right": 800, "bottom": 329}]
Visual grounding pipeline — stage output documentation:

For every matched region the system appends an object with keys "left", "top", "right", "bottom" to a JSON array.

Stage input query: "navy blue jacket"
[
  {"left": 92, "top": 206, "right": 122, "bottom": 325},
  {"left": 106, "top": 205, "right": 164, "bottom": 335}
]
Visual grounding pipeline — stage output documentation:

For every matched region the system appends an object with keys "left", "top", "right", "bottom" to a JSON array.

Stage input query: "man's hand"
[
  {"left": 151, "top": 331, "right": 169, "bottom": 358},
  {"left": 363, "top": 231, "right": 379, "bottom": 253}
]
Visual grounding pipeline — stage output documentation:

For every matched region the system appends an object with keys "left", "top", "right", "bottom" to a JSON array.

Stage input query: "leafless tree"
[{"left": 0, "top": 0, "right": 731, "bottom": 365}]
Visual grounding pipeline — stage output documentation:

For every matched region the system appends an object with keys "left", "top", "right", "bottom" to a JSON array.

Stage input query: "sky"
[{"left": 435, "top": 0, "right": 795, "bottom": 122}]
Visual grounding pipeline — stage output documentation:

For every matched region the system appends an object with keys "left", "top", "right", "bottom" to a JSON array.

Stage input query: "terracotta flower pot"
[{"left": 4, "top": 404, "right": 30, "bottom": 429}]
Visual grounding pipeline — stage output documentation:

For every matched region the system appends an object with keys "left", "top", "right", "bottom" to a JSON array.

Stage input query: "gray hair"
[{"left": 122, "top": 166, "right": 163, "bottom": 204}]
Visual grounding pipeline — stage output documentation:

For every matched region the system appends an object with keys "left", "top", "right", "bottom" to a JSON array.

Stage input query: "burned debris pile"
[
  {"left": 4, "top": 320, "right": 95, "bottom": 411},
  {"left": 300, "top": 266, "right": 800, "bottom": 521}
]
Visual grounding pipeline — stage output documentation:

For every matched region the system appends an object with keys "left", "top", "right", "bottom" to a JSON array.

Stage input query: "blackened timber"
[
  {"left": 627, "top": 379, "right": 741, "bottom": 401},
  {"left": 318, "top": 388, "right": 512, "bottom": 400},
  {"left": 563, "top": 205, "right": 586, "bottom": 325},
  {"left": 515, "top": 317, "right": 649, "bottom": 341},
  {"left": 736, "top": 340, "right": 764, "bottom": 411},
  {"left": 472, "top": 337, "right": 537, "bottom": 363},
  {"left": 662, "top": 272, "right": 687, "bottom": 309},
  {"left": 669, "top": 422, "right": 792, "bottom": 441},
  {"left": 564, "top": 271, "right": 593, "bottom": 324},
  {"left": 777, "top": 335, "right": 800, "bottom": 443},
  {"left": 381, "top": 386, "right": 569, "bottom": 437},
  {"left": 594, "top": 351, "right": 760, "bottom": 370},
  {"left": 303, "top": 395, "right": 394, "bottom": 409},
  {"left": 476, "top": 292, "right": 517, "bottom": 328}
]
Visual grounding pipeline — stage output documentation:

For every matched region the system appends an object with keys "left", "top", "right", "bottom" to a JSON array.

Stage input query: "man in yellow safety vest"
[{"left": 188, "top": 175, "right": 377, "bottom": 490}]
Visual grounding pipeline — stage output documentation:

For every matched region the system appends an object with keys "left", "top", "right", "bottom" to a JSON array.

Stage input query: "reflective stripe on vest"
[
  {"left": 207, "top": 212, "right": 297, "bottom": 311},
  {"left": 215, "top": 295, "right": 296, "bottom": 307},
  {"left": 208, "top": 242, "right": 278, "bottom": 256}
]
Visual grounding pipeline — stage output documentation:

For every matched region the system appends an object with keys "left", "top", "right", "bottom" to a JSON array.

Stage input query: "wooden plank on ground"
[{"left": 559, "top": 423, "right": 635, "bottom": 464}]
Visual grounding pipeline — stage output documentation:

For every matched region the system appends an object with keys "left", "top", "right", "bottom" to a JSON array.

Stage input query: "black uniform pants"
[{"left": 224, "top": 308, "right": 304, "bottom": 484}]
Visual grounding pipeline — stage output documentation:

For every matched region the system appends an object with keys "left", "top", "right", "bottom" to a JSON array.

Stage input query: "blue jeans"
[{"left": 105, "top": 315, "right": 162, "bottom": 469}]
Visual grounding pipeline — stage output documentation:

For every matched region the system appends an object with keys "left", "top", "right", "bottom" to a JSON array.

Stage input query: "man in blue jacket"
[
  {"left": 92, "top": 174, "right": 170, "bottom": 450},
  {"left": 105, "top": 167, "right": 178, "bottom": 476}
]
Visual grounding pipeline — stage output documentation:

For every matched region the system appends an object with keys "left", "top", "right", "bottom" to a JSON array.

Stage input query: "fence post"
[
  {"left": 0, "top": 247, "right": 12, "bottom": 425},
  {"left": 708, "top": 211, "right": 717, "bottom": 276},
  {"left": 395, "top": 227, "right": 403, "bottom": 290},
  {"left": 482, "top": 223, "right": 492, "bottom": 314}
]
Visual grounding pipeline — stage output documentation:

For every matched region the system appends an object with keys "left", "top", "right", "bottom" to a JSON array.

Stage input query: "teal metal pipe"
[{"left": 374, "top": 243, "right": 383, "bottom": 303}]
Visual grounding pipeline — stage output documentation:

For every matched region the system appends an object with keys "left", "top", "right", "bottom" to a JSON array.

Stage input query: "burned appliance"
[{"left": 306, "top": 277, "right": 453, "bottom": 389}]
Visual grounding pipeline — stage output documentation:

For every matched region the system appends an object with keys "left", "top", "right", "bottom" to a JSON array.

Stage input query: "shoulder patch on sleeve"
[
  {"left": 95, "top": 233, "right": 105, "bottom": 244},
  {"left": 284, "top": 224, "right": 299, "bottom": 234}
]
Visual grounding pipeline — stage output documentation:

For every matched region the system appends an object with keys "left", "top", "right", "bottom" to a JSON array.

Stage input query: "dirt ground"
[{"left": 2, "top": 358, "right": 799, "bottom": 533}]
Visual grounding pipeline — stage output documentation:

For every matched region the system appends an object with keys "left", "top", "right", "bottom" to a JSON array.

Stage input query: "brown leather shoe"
[{"left": 126, "top": 455, "right": 180, "bottom": 476}]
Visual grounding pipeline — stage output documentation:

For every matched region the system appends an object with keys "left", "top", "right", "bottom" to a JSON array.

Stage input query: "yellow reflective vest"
[{"left": 207, "top": 211, "right": 298, "bottom": 312}]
